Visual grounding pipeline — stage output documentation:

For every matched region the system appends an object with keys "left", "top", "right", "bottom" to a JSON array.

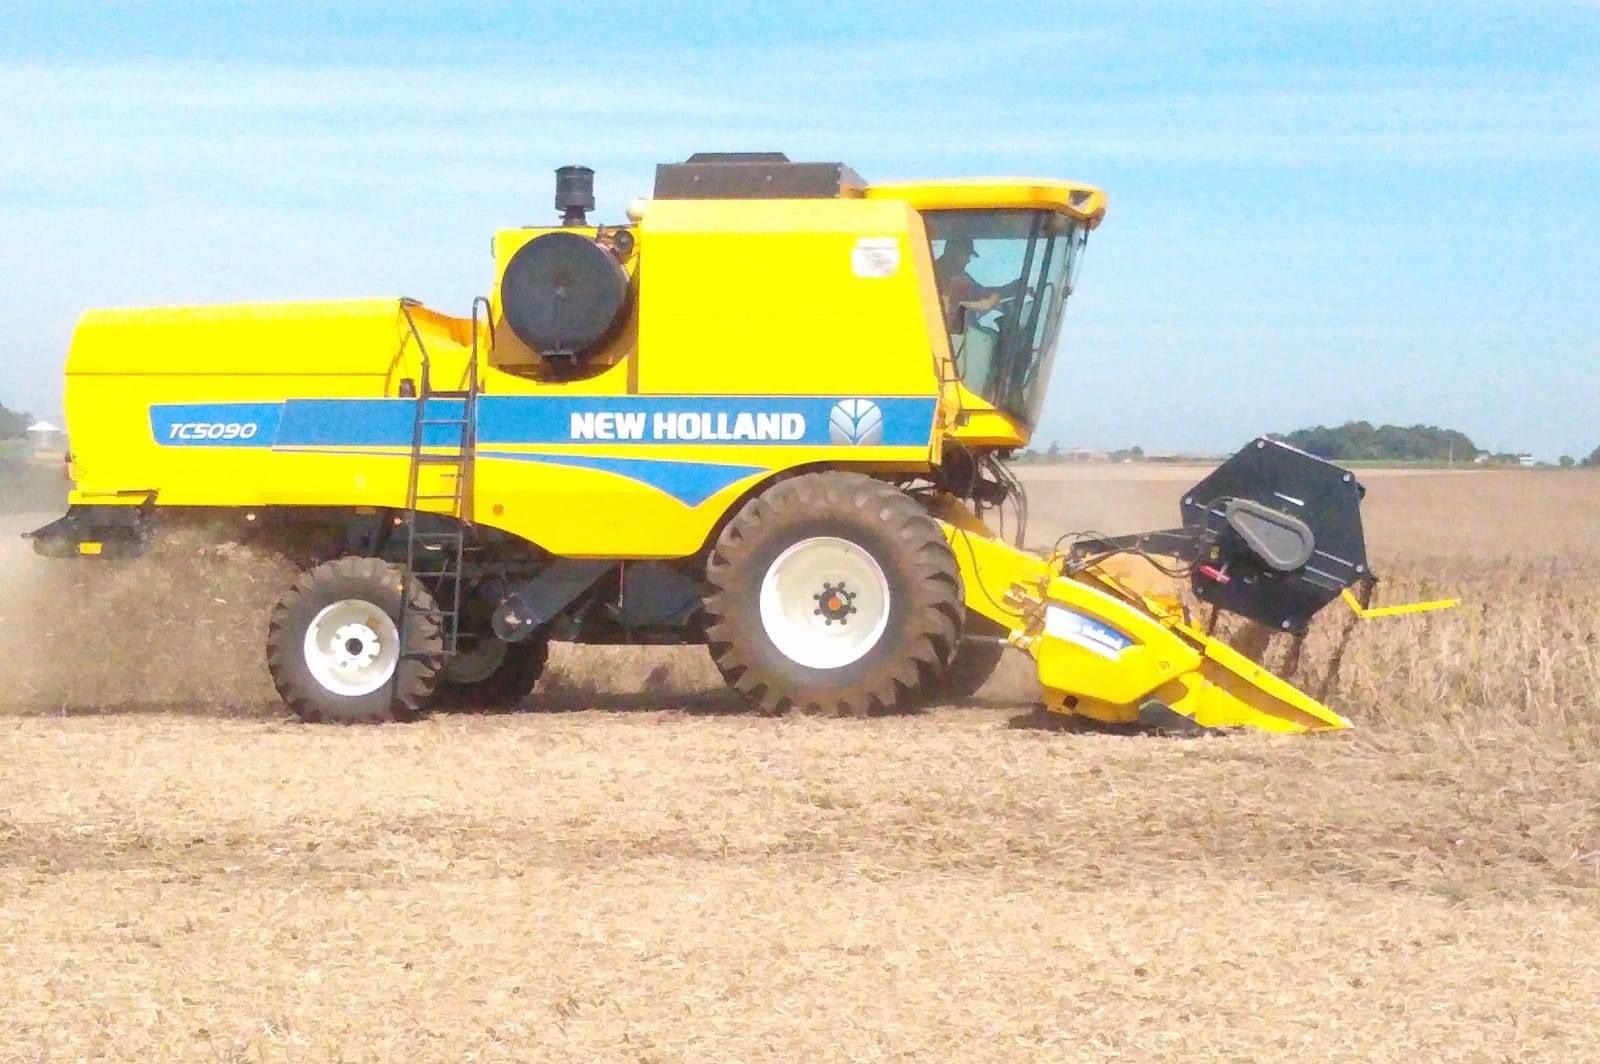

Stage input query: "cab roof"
[
  {"left": 864, "top": 179, "right": 1107, "bottom": 228},
  {"left": 648, "top": 155, "right": 1107, "bottom": 228}
]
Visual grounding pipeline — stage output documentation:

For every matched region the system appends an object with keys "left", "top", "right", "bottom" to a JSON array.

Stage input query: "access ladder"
[{"left": 397, "top": 297, "right": 486, "bottom": 659}]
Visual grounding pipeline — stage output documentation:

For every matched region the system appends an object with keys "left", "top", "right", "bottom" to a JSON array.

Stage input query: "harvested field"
[{"left": 2, "top": 469, "right": 1599, "bottom": 1061}]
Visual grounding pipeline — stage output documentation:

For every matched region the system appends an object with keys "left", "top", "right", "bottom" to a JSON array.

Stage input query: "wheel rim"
[
  {"left": 758, "top": 536, "right": 891, "bottom": 670},
  {"left": 441, "top": 634, "right": 509, "bottom": 686},
  {"left": 302, "top": 598, "right": 401, "bottom": 697}
]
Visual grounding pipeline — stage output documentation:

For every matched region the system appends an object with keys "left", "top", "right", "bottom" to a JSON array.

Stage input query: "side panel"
[
  {"left": 61, "top": 200, "right": 949, "bottom": 559},
  {"left": 471, "top": 389, "right": 937, "bottom": 555},
  {"left": 636, "top": 198, "right": 944, "bottom": 397},
  {"left": 121, "top": 385, "right": 939, "bottom": 556},
  {"left": 65, "top": 300, "right": 464, "bottom": 507}
]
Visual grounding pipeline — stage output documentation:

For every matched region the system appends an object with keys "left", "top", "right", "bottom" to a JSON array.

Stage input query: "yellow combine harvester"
[{"left": 31, "top": 154, "right": 1399, "bottom": 729}]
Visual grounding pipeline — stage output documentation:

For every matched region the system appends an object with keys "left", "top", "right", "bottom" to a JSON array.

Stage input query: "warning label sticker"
[{"left": 851, "top": 237, "right": 900, "bottom": 278}]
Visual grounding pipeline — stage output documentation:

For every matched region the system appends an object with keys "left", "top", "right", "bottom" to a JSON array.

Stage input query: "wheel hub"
[
  {"left": 813, "top": 581, "right": 858, "bottom": 625},
  {"left": 759, "top": 536, "right": 891, "bottom": 670},
  {"left": 333, "top": 622, "right": 381, "bottom": 670},
  {"left": 302, "top": 599, "right": 401, "bottom": 698}
]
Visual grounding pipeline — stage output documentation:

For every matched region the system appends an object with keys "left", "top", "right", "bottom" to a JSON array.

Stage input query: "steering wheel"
[
  {"left": 970, "top": 292, "right": 1019, "bottom": 326},
  {"left": 992, "top": 292, "right": 1038, "bottom": 333}
]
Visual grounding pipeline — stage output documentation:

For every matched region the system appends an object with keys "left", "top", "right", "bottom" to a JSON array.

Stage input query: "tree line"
[
  {"left": 1275, "top": 421, "right": 1600, "bottom": 467},
  {"left": 1271, "top": 422, "right": 1479, "bottom": 462},
  {"left": 0, "top": 401, "right": 32, "bottom": 440},
  {"left": 1008, "top": 420, "right": 1600, "bottom": 468}
]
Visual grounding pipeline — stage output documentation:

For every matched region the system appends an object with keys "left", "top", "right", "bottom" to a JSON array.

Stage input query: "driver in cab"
[{"left": 933, "top": 236, "right": 1022, "bottom": 332}]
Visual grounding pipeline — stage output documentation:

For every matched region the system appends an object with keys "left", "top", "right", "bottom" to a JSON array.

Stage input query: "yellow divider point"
[{"left": 1340, "top": 588, "right": 1460, "bottom": 618}]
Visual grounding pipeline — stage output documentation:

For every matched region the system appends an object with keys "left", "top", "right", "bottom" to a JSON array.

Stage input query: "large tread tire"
[
  {"left": 431, "top": 636, "right": 550, "bottom": 712},
  {"left": 266, "top": 556, "right": 443, "bottom": 723},
  {"left": 928, "top": 613, "right": 1014, "bottom": 705},
  {"left": 704, "top": 472, "right": 963, "bottom": 715}
]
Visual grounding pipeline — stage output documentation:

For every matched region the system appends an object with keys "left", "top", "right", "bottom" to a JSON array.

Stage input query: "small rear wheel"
[{"left": 266, "top": 556, "right": 442, "bottom": 723}]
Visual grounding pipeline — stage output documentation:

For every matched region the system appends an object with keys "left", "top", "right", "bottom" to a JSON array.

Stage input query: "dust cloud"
[{"left": 0, "top": 515, "right": 291, "bottom": 715}]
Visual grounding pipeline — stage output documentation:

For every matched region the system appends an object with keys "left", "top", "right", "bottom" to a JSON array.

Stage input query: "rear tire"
[
  {"left": 431, "top": 635, "right": 549, "bottom": 711},
  {"left": 703, "top": 472, "right": 963, "bottom": 715},
  {"left": 266, "top": 556, "right": 442, "bottom": 723}
]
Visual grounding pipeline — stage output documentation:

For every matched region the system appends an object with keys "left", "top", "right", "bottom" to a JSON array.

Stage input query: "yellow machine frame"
[{"left": 45, "top": 162, "right": 1425, "bottom": 733}]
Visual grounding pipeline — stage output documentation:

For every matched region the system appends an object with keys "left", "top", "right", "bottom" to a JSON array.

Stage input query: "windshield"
[{"left": 925, "top": 209, "right": 1087, "bottom": 428}]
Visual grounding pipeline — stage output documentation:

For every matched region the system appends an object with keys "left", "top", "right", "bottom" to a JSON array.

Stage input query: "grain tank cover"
[
  {"left": 653, "top": 152, "right": 866, "bottom": 200},
  {"left": 500, "top": 231, "right": 629, "bottom": 360}
]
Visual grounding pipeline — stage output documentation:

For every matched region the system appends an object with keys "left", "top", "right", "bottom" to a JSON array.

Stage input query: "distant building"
[
  {"left": 23, "top": 421, "right": 66, "bottom": 452},
  {"left": 1517, "top": 454, "right": 1537, "bottom": 467},
  {"left": 1143, "top": 451, "right": 1222, "bottom": 464}
]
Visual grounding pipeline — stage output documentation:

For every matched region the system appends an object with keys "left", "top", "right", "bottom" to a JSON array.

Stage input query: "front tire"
[
  {"left": 266, "top": 556, "right": 443, "bottom": 723},
  {"left": 703, "top": 472, "right": 963, "bottom": 715}
]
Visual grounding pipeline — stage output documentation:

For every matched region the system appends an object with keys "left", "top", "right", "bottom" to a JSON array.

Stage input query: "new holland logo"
[{"left": 828, "top": 399, "right": 883, "bottom": 446}]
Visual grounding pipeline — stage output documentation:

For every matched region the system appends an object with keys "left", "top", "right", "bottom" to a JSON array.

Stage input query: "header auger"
[{"left": 29, "top": 153, "right": 1439, "bottom": 730}]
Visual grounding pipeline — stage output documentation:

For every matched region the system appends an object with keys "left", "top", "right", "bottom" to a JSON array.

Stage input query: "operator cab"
[
  {"left": 864, "top": 178, "right": 1105, "bottom": 441},
  {"left": 487, "top": 157, "right": 1105, "bottom": 445},
  {"left": 924, "top": 209, "right": 1088, "bottom": 429}
]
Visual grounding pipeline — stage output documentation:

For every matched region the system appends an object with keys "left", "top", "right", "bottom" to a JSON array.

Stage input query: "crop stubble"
[{"left": 0, "top": 468, "right": 1597, "bottom": 1061}]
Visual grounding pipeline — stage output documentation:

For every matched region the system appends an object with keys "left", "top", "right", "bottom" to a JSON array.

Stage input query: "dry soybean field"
[{"left": 2, "top": 467, "right": 1598, "bottom": 1061}]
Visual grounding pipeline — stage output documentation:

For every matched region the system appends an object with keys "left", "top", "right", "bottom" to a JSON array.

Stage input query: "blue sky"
[{"left": 2, "top": 1, "right": 1597, "bottom": 457}]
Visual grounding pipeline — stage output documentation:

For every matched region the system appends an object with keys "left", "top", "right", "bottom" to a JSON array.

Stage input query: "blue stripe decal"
[
  {"left": 152, "top": 395, "right": 938, "bottom": 451},
  {"left": 475, "top": 396, "right": 936, "bottom": 447},
  {"left": 151, "top": 402, "right": 283, "bottom": 447},
  {"left": 271, "top": 447, "right": 408, "bottom": 458},
  {"left": 149, "top": 396, "right": 933, "bottom": 507},
  {"left": 479, "top": 450, "right": 764, "bottom": 507},
  {"left": 279, "top": 398, "right": 469, "bottom": 449}
]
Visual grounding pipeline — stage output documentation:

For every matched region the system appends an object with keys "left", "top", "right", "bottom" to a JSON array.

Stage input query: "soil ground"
[{"left": 1, "top": 468, "right": 1597, "bottom": 1061}]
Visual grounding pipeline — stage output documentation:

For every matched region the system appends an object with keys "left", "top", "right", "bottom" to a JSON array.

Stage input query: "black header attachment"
[{"left": 1065, "top": 438, "right": 1370, "bottom": 634}]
